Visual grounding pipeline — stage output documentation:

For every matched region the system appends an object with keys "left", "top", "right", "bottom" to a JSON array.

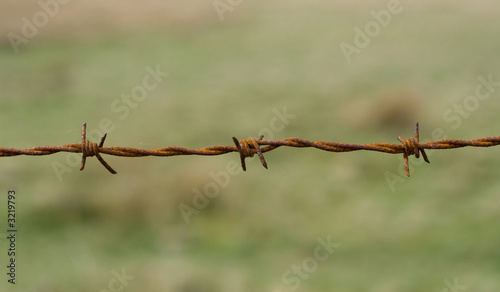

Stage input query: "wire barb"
[
  {"left": 397, "top": 123, "right": 430, "bottom": 177},
  {"left": 80, "top": 123, "right": 117, "bottom": 174},
  {"left": 232, "top": 135, "right": 268, "bottom": 171},
  {"left": 1, "top": 122, "right": 500, "bottom": 176}
]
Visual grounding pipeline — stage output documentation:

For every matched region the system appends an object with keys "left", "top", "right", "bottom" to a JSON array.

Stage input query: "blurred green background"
[{"left": 1, "top": 1, "right": 500, "bottom": 291}]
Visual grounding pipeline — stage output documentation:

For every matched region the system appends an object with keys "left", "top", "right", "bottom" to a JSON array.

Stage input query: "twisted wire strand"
[{"left": 1, "top": 123, "right": 499, "bottom": 176}]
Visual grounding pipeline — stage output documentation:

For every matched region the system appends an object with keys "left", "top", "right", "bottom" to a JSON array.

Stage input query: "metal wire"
[{"left": 1, "top": 123, "right": 499, "bottom": 176}]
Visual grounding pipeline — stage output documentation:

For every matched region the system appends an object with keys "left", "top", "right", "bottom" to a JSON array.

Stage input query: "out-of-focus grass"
[{"left": 1, "top": 1, "right": 500, "bottom": 291}]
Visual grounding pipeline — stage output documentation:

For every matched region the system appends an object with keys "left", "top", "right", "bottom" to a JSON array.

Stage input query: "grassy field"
[{"left": 1, "top": 1, "right": 500, "bottom": 291}]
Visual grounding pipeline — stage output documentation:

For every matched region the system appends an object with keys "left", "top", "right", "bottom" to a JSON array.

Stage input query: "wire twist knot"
[
  {"left": 400, "top": 137, "right": 420, "bottom": 157},
  {"left": 232, "top": 135, "right": 268, "bottom": 171},
  {"left": 82, "top": 140, "right": 99, "bottom": 157}
]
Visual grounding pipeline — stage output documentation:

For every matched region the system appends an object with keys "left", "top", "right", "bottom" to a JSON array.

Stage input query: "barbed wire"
[{"left": 1, "top": 123, "right": 499, "bottom": 176}]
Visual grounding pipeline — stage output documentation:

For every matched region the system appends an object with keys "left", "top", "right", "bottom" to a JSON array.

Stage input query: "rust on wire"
[{"left": 1, "top": 123, "right": 500, "bottom": 176}]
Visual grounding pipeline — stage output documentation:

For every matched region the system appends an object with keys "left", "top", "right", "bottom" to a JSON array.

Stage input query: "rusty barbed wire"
[{"left": 1, "top": 123, "right": 500, "bottom": 176}]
